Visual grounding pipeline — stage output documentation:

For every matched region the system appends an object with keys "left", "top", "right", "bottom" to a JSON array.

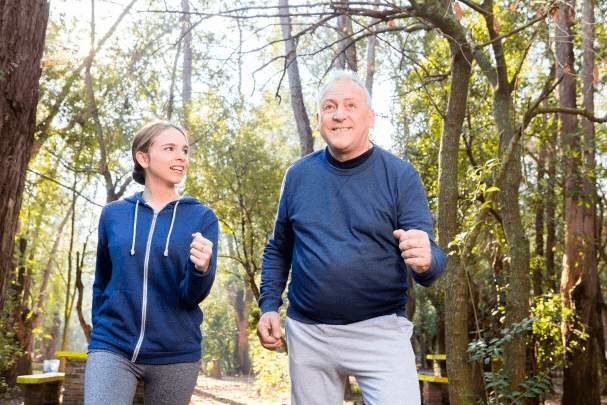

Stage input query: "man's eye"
[{"left": 324, "top": 105, "right": 335, "bottom": 111}]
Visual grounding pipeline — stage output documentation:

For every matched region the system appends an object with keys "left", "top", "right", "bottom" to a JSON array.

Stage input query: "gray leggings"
[{"left": 84, "top": 350, "right": 200, "bottom": 405}]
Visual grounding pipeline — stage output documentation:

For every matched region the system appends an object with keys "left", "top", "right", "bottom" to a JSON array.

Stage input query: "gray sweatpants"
[
  {"left": 84, "top": 350, "right": 199, "bottom": 405},
  {"left": 286, "top": 314, "right": 421, "bottom": 405}
]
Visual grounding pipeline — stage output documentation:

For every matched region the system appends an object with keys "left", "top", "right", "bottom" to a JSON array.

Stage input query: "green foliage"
[
  {"left": 468, "top": 317, "right": 554, "bottom": 405},
  {"left": 529, "top": 294, "right": 573, "bottom": 370},
  {"left": 199, "top": 269, "right": 237, "bottom": 373},
  {"left": 249, "top": 330, "right": 289, "bottom": 397},
  {"left": 0, "top": 317, "right": 22, "bottom": 394}
]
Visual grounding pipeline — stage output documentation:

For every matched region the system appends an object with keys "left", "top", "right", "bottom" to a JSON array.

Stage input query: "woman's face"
[{"left": 136, "top": 127, "right": 189, "bottom": 187}]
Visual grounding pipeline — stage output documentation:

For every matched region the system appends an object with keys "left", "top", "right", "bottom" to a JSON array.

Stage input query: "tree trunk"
[
  {"left": 559, "top": 0, "right": 601, "bottom": 402},
  {"left": 438, "top": 42, "right": 475, "bottom": 404},
  {"left": 0, "top": 0, "right": 49, "bottom": 313},
  {"left": 481, "top": 4, "right": 530, "bottom": 393},
  {"left": 364, "top": 1, "right": 380, "bottom": 99},
  {"left": 230, "top": 287, "right": 252, "bottom": 374},
  {"left": 533, "top": 141, "right": 545, "bottom": 297},
  {"left": 278, "top": 0, "right": 314, "bottom": 157},
  {"left": 181, "top": 0, "right": 192, "bottom": 128},
  {"left": 336, "top": 3, "right": 357, "bottom": 71},
  {"left": 494, "top": 79, "right": 530, "bottom": 404},
  {"left": 546, "top": 124, "right": 557, "bottom": 292},
  {"left": 29, "top": 206, "right": 73, "bottom": 356}
]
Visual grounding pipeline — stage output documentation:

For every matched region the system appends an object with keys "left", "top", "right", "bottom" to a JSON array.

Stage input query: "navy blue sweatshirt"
[
  {"left": 259, "top": 146, "right": 445, "bottom": 324},
  {"left": 89, "top": 192, "right": 218, "bottom": 364}
]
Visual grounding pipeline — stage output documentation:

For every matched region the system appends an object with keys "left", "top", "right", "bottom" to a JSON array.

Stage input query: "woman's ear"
[{"left": 136, "top": 150, "right": 149, "bottom": 168}]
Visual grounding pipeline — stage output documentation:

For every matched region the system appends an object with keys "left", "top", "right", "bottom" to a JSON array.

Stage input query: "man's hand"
[
  {"left": 393, "top": 229, "right": 431, "bottom": 273},
  {"left": 256, "top": 311, "right": 283, "bottom": 351},
  {"left": 190, "top": 232, "right": 213, "bottom": 273}
]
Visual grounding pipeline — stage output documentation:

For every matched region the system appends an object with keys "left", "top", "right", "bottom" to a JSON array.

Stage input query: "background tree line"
[{"left": 0, "top": 0, "right": 606, "bottom": 403}]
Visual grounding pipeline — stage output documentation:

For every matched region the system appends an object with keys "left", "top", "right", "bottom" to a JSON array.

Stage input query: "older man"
[{"left": 257, "top": 69, "right": 446, "bottom": 405}]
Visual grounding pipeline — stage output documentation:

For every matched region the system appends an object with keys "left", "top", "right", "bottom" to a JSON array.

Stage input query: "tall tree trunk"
[
  {"left": 533, "top": 140, "right": 546, "bottom": 297},
  {"left": 482, "top": 4, "right": 530, "bottom": 394},
  {"left": 181, "top": 0, "right": 192, "bottom": 128},
  {"left": 85, "top": 0, "right": 131, "bottom": 203},
  {"left": 559, "top": 0, "right": 601, "bottom": 402},
  {"left": 230, "top": 287, "right": 252, "bottom": 374},
  {"left": 438, "top": 42, "right": 475, "bottom": 405},
  {"left": 546, "top": 124, "right": 557, "bottom": 292},
  {"left": 494, "top": 67, "right": 530, "bottom": 405},
  {"left": 364, "top": 0, "right": 380, "bottom": 98},
  {"left": 336, "top": 2, "right": 357, "bottom": 71},
  {"left": 29, "top": 206, "right": 73, "bottom": 356},
  {"left": 278, "top": 0, "right": 314, "bottom": 156},
  {"left": 0, "top": 0, "right": 49, "bottom": 312}
]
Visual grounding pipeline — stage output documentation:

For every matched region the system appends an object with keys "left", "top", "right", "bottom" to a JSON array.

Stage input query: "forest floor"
[
  {"left": 1, "top": 373, "right": 606, "bottom": 404},
  {"left": 0, "top": 374, "right": 363, "bottom": 405}
]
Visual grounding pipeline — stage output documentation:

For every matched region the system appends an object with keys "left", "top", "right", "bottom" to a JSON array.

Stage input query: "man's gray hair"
[{"left": 316, "top": 69, "right": 372, "bottom": 111}]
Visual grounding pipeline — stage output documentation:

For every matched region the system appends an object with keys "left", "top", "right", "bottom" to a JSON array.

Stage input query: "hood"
[{"left": 123, "top": 192, "right": 202, "bottom": 257}]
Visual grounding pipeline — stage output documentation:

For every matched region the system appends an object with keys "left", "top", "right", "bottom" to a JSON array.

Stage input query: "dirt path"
[
  {"left": 191, "top": 375, "right": 363, "bottom": 405},
  {"left": 191, "top": 375, "right": 288, "bottom": 405}
]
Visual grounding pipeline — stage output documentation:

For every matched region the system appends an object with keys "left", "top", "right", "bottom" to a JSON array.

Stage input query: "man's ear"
[
  {"left": 136, "top": 151, "right": 149, "bottom": 168},
  {"left": 368, "top": 108, "right": 375, "bottom": 129}
]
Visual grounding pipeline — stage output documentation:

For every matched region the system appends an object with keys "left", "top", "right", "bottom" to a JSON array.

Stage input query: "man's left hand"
[{"left": 393, "top": 229, "right": 431, "bottom": 273}]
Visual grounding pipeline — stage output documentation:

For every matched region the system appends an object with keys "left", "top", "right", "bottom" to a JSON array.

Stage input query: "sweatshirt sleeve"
[
  {"left": 180, "top": 208, "right": 219, "bottom": 307},
  {"left": 398, "top": 165, "right": 446, "bottom": 287},
  {"left": 92, "top": 207, "right": 112, "bottom": 326},
  {"left": 258, "top": 171, "right": 294, "bottom": 314}
]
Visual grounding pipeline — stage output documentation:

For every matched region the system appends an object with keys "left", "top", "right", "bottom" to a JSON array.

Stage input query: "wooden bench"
[
  {"left": 16, "top": 372, "right": 65, "bottom": 405},
  {"left": 418, "top": 354, "right": 448, "bottom": 405}
]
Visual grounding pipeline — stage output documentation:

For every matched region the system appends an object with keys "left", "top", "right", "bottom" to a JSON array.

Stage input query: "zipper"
[{"left": 131, "top": 211, "right": 158, "bottom": 362}]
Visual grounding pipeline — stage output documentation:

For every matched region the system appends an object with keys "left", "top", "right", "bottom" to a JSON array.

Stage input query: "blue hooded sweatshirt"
[{"left": 88, "top": 192, "right": 218, "bottom": 364}]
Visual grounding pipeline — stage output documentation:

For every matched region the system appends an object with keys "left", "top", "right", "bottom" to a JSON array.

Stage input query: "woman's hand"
[{"left": 190, "top": 232, "right": 213, "bottom": 273}]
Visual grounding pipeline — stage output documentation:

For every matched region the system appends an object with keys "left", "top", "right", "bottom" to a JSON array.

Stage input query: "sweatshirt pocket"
[
  {"left": 95, "top": 290, "right": 142, "bottom": 347},
  {"left": 142, "top": 291, "right": 202, "bottom": 354}
]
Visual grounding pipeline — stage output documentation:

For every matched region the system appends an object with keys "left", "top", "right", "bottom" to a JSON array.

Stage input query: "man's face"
[{"left": 316, "top": 79, "right": 375, "bottom": 162}]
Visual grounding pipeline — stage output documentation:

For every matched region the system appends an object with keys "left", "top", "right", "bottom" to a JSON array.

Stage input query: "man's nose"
[{"left": 333, "top": 105, "right": 345, "bottom": 120}]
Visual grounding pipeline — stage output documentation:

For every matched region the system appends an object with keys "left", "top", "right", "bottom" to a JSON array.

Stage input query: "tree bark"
[
  {"left": 278, "top": 0, "right": 314, "bottom": 157},
  {"left": 546, "top": 123, "right": 557, "bottom": 291},
  {"left": 0, "top": 0, "right": 49, "bottom": 312},
  {"left": 438, "top": 42, "right": 475, "bottom": 405},
  {"left": 364, "top": 1, "right": 380, "bottom": 99},
  {"left": 336, "top": 2, "right": 357, "bottom": 71},
  {"left": 481, "top": 3, "right": 530, "bottom": 394},
  {"left": 181, "top": 0, "right": 192, "bottom": 128},
  {"left": 559, "top": 0, "right": 601, "bottom": 402},
  {"left": 533, "top": 140, "right": 545, "bottom": 297}
]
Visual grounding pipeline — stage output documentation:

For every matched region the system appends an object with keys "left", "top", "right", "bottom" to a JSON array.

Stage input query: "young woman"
[{"left": 84, "top": 120, "right": 218, "bottom": 405}]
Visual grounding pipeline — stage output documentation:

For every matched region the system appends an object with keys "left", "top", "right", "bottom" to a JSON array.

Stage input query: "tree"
[
  {"left": 278, "top": 0, "right": 314, "bottom": 156},
  {"left": 0, "top": 0, "right": 49, "bottom": 312},
  {"left": 558, "top": 0, "right": 601, "bottom": 402}
]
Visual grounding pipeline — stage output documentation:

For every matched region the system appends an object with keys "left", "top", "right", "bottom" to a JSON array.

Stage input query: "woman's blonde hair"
[{"left": 131, "top": 120, "right": 188, "bottom": 185}]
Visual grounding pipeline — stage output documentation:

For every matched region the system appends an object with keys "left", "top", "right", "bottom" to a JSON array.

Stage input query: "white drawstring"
[
  {"left": 164, "top": 201, "right": 179, "bottom": 256},
  {"left": 131, "top": 200, "right": 139, "bottom": 255}
]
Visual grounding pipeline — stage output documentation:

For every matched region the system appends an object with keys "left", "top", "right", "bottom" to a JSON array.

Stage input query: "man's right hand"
[{"left": 256, "top": 311, "right": 283, "bottom": 351}]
